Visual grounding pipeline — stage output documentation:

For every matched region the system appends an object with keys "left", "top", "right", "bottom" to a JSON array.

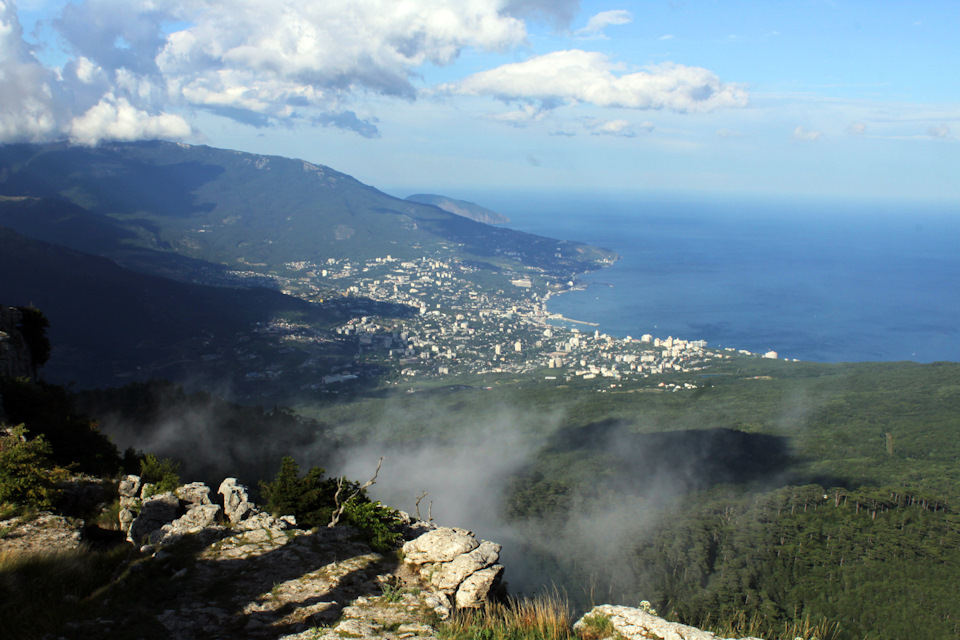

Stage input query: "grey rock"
[
  {"left": 118, "top": 508, "right": 136, "bottom": 533},
  {"left": 402, "top": 527, "right": 478, "bottom": 565},
  {"left": 176, "top": 482, "right": 212, "bottom": 505},
  {"left": 575, "top": 605, "right": 764, "bottom": 640},
  {"left": 127, "top": 492, "right": 179, "bottom": 544},
  {"left": 430, "top": 540, "right": 501, "bottom": 591},
  {"left": 455, "top": 565, "right": 504, "bottom": 609},
  {"left": 118, "top": 475, "right": 141, "bottom": 498},
  {"left": 218, "top": 478, "right": 255, "bottom": 524}
]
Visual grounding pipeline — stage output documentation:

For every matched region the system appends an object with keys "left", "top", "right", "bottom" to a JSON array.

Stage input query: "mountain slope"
[
  {"left": 0, "top": 226, "right": 362, "bottom": 386},
  {"left": 405, "top": 193, "right": 510, "bottom": 224},
  {"left": 0, "top": 141, "right": 614, "bottom": 275}
]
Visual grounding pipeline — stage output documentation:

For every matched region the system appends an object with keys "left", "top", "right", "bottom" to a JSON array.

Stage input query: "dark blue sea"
[{"left": 456, "top": 190, "right": 960, "bottom": 363}]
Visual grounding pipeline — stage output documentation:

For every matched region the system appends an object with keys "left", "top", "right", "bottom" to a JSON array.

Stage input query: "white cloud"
[
  {"left": 793, "top": 125, "right": 822, "bottom": 141},
  {"left": 152, "top": 0, "right": 530, "bottom": 107},
  {"left": 68, "top": 94, "right": 191, "bottom": 145},
  {"left": 444, "top": 50, "right": 748, "bottom": 113},
  {"left": 1, "top": 0, "right": 748, "bottom": 144},
  {"left": 589, "top": 119, "right": 635, "bottom": 137},
  {"left": 0, "top": 0, "right": 64, "bottom": 142},
  {"left": 847, "top": 122, "right": 866, "bottom": 135},
  {"left": 575, "top": 9, "right": 632, "bottom": 37},
  {"left": 927, "top": 123, "right": 950, "bottom": 138},
  {"left": 3, "top": 0, "right": 560, "bottom": 142},
  {"left": 659, "top": 34, "right": 674, "bottom": 40}
]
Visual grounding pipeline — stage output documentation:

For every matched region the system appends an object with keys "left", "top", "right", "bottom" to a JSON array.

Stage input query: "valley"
[{"left": 1, "top": 141, "right": 958, "bottom": 640}]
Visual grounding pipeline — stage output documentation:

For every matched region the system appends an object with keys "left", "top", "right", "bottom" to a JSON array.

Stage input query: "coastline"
[{"left": 541, "top": 283, "right": 600, "bottom": 328}]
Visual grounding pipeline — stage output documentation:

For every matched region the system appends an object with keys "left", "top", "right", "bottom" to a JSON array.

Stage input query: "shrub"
[
  {"left": 260, "top": 456, "right": 401, "bottom": 550},
  {"left": 139, "top": 454, "right": 181, "bottom": 497},
  {"left": 0, "top": 425, "right": 68, "bottom": 509},
  {"left": 343, "top": 498, "right": 401, "bottom": 552}
]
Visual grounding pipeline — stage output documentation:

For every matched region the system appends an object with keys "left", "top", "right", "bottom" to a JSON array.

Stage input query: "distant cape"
[{"left": 405, "top": 194, "right": 509, "bottom": 225}]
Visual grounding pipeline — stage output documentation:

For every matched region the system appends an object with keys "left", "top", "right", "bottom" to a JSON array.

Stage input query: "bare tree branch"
[
  {"left": 414, "top": 491, "right": 428, "bottom": 520},
  {"left": 328, "top": 457, "right": 385, "bottom": 528}
]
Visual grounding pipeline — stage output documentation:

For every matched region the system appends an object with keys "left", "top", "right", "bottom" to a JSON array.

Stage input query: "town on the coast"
[{"left": 204, "top": 250, "right": 784, "bottom": 395}]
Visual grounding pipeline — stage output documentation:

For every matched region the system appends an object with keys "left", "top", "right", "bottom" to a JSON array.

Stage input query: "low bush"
[
  {"left": 260, "top": 456, "right": 401, "bottom": 551},
  {"left": 138, "top": 454, "right": 181, "bottom": 497},
  {"left": 0, "top": 425, "right": 68, "bottom": 509}
]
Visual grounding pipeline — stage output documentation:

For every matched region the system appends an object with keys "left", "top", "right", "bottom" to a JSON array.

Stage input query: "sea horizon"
[{"left": 402, "top": 189, "right": 960, "bottom": 364}]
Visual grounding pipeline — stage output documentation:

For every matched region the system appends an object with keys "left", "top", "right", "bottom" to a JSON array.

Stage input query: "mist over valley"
[{"left": 1, "top": 142, "right": 958, "bottom": 640}]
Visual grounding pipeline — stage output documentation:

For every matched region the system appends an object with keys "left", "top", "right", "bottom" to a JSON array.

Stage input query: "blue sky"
[{"left": 2, "top": 0, "right": 958, "bottom": 201}]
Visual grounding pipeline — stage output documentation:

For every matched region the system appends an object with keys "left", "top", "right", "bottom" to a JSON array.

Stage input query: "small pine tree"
[
  {"left": 0, "top": 425, "right": 68, "bottom": 508},
  {"left": 139, "top": 454, "right": 181, "bottom": 497},
  {"left": 259, "top": 456, "right": 401, "bottom": 549}
]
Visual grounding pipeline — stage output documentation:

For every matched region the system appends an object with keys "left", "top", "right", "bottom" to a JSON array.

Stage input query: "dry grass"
[
  {"left": 441, "top": 590, "right": 576, "bottom": 640},
  {"left": 702, "top": 610, "right": 842, "bottom": 640}
]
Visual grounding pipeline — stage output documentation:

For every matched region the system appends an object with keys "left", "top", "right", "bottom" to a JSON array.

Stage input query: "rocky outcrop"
[
  {"left": 120, "top": 476, "right": 300, "bottom": 550},
  {"left": 127, "top": 491, "right": 179, "bottom": 545},
  {"left": 0, "top": 512, "right": 83, "bottom": 554},
  {"left": 219, "top": 477, "right": 255, "bottom": 524},
  {"left": 0, "top": 305, "right": 33, "bottom": 380},
  {"left": 401, "top": 526, "right": 504, "bottom": 618},
  {"left": 575, "top": 605, "right": 764, "bottom": 640}
]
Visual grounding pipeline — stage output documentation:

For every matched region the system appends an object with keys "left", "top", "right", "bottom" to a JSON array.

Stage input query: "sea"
[{"left": 454, "top": 190, "right": 960, "bottom": 364}]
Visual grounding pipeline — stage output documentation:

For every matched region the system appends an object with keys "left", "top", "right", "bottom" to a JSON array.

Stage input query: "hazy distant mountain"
[
  {"left": 0, "top": 140, "right": 615, "bottom": 388},
  {"left": 0, "top": 141, "right": 611, "bottom": 277},
  {"left": 404, "top": 193, "right": 510, "bottom": 225}
]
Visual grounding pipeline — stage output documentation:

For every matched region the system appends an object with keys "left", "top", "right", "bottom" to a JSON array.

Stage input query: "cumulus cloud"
[
  {"left": 0, "top": 0, "right": 190, "bottom": 144},
  {"left": 2, "top": 0, "right": 745, "bottom": 144},
  {"left": 0, "top": 0, "right": 65, "bottom": 142},
  {"left": 927, "top": 123, "right": 950, "bottom": 138},
  {"left": 152, "top": 0, "right": 530, "bottom": 107},
  {"left": 793, "top": 125, "right": 822, "bottom": 141},
  {"left": 68, "top": 94, "right": 192, "bottom": 145},
  {"left": 847, "top": 122, "right": 866, "bottom": 135},
  {"left": 575, "top": 9, "right": 632, "bottom": 37},
  {"left": 443, "top": 50, "right": 748, "bottom": 113},
  {"left": 1, "top": 0, "right": 550, "bottom": 143}
]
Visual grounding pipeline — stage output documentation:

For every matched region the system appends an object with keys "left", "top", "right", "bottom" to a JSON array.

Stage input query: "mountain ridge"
[
  {"left": 0, "top": 141, "right": 615, "bottom": 277},
  {"left": 404, "top": 193, "right": 510, "bottom": 225}
]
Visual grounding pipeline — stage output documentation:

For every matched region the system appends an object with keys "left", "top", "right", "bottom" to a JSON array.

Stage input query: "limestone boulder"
[
  {"left": 430, "top": 540, "right": 501, "bottom": 591},
  {"left": 455, "top": 565, "right": 504, "bottom": 609},
  {"left": 575, "top": 605, "right": 764, "bottom": 640},
  {"left": 119, "top": 507, "right": 136, "bottom": 533},
  {"left": 118, "top": 475, "right": 141, "bottom": 499},
  {"left": 176, "top": 482, "right": 212, "bottom": 506},
  {"left": 218, "top": 478, "right": 255, "bottom": 524},
  {"left": 148, "top": 503, "right": 223, "bottom": 546},
  {"left": 127, "top": 492, "right": 179, "bottom": 544},
  {"left": 402, "top": 527, "right": 478, "bottom": 565}
]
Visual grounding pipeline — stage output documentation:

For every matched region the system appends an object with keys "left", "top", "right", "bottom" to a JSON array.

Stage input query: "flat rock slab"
[
  {"left": 0, "top": 512, "right": 82, "bottom": 554},
  {"left": 576, "top": 605, "right": 764, "bottom": 640},
  {"left": 65, "top": 523, "right": 442, "bottom": 640}
]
